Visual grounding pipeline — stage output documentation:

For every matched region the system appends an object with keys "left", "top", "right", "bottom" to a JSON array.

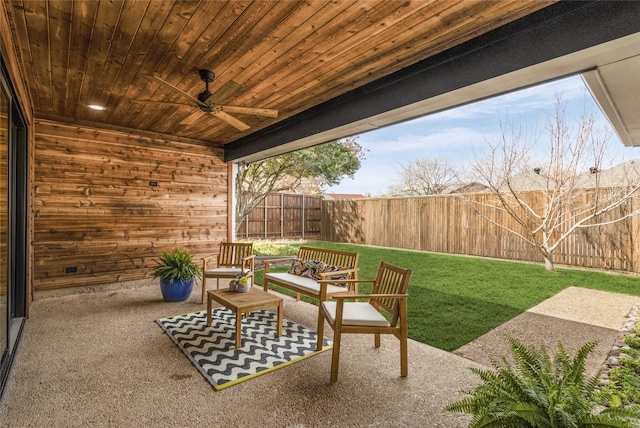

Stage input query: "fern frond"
[{"left": 443, "top": 337, "right": 608, "bottom": 427}]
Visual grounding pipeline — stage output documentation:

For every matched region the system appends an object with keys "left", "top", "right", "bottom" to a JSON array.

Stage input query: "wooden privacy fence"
[
  {"left": 320, "top": 191, "right": 640, "bottom": 273},
  {"left": 237, "top": 193, "right": 321, "bottom": 240}
]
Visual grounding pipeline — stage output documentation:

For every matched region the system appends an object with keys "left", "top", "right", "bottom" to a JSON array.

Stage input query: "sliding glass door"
[
  {"left": 0, "top": 71, "right": 7, "bottom": 372},
  {"left": 0, "top": 60, "right": 27, "bottom": 399}
]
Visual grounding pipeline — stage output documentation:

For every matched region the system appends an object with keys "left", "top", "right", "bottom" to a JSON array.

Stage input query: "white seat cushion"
[
  {"left": 265, "top": 272, "right": 348, "bottom": 297},
  {"left": 322, "top": 301, "right": 390, "bottom": 327},
  {"left": 204, "top": 267, "right": 243, "bottom": 276}
]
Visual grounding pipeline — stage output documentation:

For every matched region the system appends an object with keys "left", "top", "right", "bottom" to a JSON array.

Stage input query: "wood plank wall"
[
  {"left": 321, "top": 193, "right": 640, "bottom": 273},
  {"left": 34, "top": 120, "right": 229, "bottom": 290}
]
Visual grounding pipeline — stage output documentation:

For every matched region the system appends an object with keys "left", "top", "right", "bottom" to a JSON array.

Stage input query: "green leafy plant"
[
  {"left": 624, "top": 335, "right": 640, "bottom": 349},
  {"left": 600, "top": 316, "right": 640, "bottom": 409},
  {"left": 152, "top": 248, "right": 202, "bottom": 281},
  {"left": 253, "top": 240, "right": 305, "bottom": 256},
  {"left": 601, "top": 365, "right": 640, "bottom": 408},
  {"left": 443, "top": 337, "right": 640, "bottom": 427}
]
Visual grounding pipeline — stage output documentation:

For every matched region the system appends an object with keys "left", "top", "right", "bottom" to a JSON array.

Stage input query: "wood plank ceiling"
[{"left": 4, "top": 0, "right": 554, "bottom": 149}]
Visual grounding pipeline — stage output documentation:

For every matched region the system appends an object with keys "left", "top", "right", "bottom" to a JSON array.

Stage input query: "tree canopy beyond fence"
[
  {"left": 237, "top": 193, "right": 321, "bottom": 240},
  {"left": 321, "top": 192, "right": 640, "bottom": 273}
]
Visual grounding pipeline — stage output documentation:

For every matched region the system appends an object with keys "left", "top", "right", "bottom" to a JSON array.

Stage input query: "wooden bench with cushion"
[{"left": 262, "top": 245, "right": 359, "bottom": 303}]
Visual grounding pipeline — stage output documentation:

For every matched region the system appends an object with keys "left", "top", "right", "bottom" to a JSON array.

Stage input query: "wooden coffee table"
[{"left": 206, "top": 286, "right": 284, "bottom": 348}]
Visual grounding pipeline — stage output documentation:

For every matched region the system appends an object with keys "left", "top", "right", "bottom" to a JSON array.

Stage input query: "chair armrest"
[
  {"left": 317, "top": 277, "right": 371, "bottom": 299},
  {"left": 316, "top": 268, "right": 359, "bottom": 280},
  {"left": 318, "top": 273, "right": 366, "bottom": 296},
  {"left": 316, "top": 278, "right": 372, "bottom": 285},
  {"left": 241, "top": 254, "right": 255, "bottom": 273},
  {"left": 331, "top": 293, "right": 408, "bottom": 300},
  {"left": 202, "top": 254, "right": 218, "bottom": 260},
  {"left": 201, "top": 254, "right": 218, "bottom": 270},
  {"left": 263, "top": 256, "right": 295, "bottom": 273}
]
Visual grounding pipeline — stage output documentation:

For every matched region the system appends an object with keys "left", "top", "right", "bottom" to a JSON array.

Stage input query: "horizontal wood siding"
[
  {"left": 322, "top": 193, "right": 640, "bottom": 273},
  {"left": 237, "top": 193, "right": 321, "bottom": 240},
  {"left": 34, "top": 120, "right": 228, "bottom": 290}
]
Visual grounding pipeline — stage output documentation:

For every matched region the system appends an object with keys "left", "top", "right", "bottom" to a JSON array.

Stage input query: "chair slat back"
[
  {"left": 219, "top": 242, "right": 253, "bottom": 267},
  {"left": 371, "top": 261, "right": 412, "bottom": 326}
]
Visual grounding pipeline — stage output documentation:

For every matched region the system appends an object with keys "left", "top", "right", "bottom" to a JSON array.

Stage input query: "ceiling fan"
[{"left": 131, "top": 69, "right": 278, "bottom": 131}]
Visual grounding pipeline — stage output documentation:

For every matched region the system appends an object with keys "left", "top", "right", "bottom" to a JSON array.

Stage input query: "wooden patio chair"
[
  {"left": 201, "top": 242, "right": 255, "bottom": 304},
  {"left": 317, "top": 260, "right": 412, "bottom": 382}
]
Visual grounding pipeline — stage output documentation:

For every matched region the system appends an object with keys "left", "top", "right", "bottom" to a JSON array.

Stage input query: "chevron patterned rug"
[{"left": 156, "top": 308, "right": 332, "bottom": 390}]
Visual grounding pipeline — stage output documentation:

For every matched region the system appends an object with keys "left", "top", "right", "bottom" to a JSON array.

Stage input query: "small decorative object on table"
[{"left": 235, "top": 274, "right": 251, "bottom": 293}]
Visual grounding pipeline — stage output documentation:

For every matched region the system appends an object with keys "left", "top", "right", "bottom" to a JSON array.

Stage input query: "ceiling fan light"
[{"left": 88, "top": 104, "right": 105, "bottom": 111}]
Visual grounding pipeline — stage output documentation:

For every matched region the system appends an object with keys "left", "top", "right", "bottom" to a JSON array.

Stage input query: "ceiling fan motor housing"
[
  {"left": 197, "top": 69, "right": 215, "bottom": 110},
  {"left": 197, "top": 91, "right": 213, "bottom": 111},
  {"left": 198, "top": 69, "right": 215, "bottom": 83}
]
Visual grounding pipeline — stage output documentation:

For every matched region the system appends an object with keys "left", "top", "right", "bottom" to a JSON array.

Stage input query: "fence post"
[
  {"left": 281, "top": 193, "right": 284, "bottom": 239},
  {"left": 264, "top": 197, "right": 267, "bottom": 240},
  {"left": 302, "top": 195, "right": 305, "bottom": 240}
]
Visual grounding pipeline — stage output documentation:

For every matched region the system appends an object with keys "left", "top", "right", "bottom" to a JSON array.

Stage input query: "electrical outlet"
[
  {"left": 149, "top": 181, "right": 158, "bottom": 187},
  {"left": 65, "top": 266, "right": 77, "bottom": 273}
]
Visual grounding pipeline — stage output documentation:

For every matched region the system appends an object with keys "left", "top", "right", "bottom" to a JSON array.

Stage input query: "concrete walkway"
[
  {"left": 0, "top": 283, "right": 637, "bottom": 427},
  {"left": 455, "top": 286, "right": 639, "bottom": 376}
]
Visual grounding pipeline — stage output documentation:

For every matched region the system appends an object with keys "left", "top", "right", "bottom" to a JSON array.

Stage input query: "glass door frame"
[{"left": 0, "top": 56, "right": 27, "bottom": 401}]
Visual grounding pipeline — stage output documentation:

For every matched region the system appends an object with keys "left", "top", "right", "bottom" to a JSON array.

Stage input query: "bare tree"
[
  {"left": 388, "top": 158, "right": 459, "bottom": 196},
  {"left": 467, "top": 97, "right": 640, "bottom": 272}
]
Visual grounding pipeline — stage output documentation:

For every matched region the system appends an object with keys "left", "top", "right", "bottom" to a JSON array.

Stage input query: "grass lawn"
[{"left": 252, "top": 240, "right": 640, "bottom": 352}]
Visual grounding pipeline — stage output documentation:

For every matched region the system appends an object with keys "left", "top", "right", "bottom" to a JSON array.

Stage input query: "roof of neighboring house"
[
  {"left": 502, "top": 170, "right": 556, "bottom": 192},
  {"left": 324, "top": 193, "right": 367, "bottom": 200},
  {"left": 574, "top": 159, "right": 640, "bottom": 188},
  {"left": 442, "top": 182, "right": 490, "bottom": 194}
]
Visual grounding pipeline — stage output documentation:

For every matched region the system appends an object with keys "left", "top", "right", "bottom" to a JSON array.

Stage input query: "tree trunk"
[{"left": 543, "top": 255, "right": 555, "bottom": 272}]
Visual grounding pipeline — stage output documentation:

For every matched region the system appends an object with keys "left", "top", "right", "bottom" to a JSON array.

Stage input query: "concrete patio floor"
[{"left": 0, "top": 282, "right": 637, "bottom": 427}]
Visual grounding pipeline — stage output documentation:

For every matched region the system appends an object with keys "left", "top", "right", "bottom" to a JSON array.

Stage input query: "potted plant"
[
  {"left": 230, "top": 273, "right": 251, "bottom": 293},
  {"left": 152, "top": 248, "right": 202, "bottom": 302}
]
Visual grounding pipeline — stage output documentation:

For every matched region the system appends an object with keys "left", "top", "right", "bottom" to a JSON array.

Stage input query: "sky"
[{"left": 324, "top": 74, "right": 640, "bottom": 196}]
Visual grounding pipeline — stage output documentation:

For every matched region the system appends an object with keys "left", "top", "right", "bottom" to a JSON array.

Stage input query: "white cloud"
[
  {"left": 413, "top": 74, "right": 588, "bottom": 125},
  {"left": 326, "top": 75, "right": 621, "bottom": 195}
]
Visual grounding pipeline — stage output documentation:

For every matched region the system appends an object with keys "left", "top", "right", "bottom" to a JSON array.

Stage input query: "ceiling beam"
[{"left": 224, "top": 0, "right": 640, "bottom": 163}]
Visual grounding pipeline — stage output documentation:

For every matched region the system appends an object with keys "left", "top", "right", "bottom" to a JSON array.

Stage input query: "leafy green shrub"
[
  {"left": 601, "top": 365, "right": 640, "bottom": 408},
  {"left": 624, "top": 335, "right": 640, "bottom": 349},
  {"left": 151, "top": 248, "right": 202, "bottom": 281},
  {"left": 625, "top": 347, "right": 640, "bottom": 359},
  {"left": 600, "top": 315, "right": 640, "bottom": 410},
  {"left": 621, "top": 357, "right": 640, "bottom": 375},
  {"left": 444, "top": 337, "right": 640, "bottom": 427},
  {"left": 252, "top": 240, "right": 304, "bottom": 256}
]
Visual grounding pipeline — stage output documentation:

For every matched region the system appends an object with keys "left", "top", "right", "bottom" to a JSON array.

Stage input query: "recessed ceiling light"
[{"left": 88, "top": 104, "right": 105, "bottom": 111}]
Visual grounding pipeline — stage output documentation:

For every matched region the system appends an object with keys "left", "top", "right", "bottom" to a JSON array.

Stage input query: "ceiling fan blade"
[
  {"left": 128, "top": 99, "right": 195, "bottom": 108},
  {"left": 208, "top": 80, "right": 243, "bottom": 104},
  {"left": 212, "top": 111, "right": 250, "bottom": 131},
  {"left": 218, "top": 105, "right": 278, "bottom": 118},
  {"left": 143, "top": 74, "right": 207, "bottom": 108},
  {"left": 180, "top": 110, "right": 204, "bottom": 126}
]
